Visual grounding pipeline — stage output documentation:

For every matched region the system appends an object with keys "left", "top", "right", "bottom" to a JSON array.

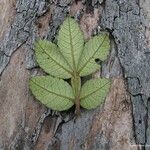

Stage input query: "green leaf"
[
  {"left": 30, "top": 17, "right": 111, "bottom": 114},
  {"left": 29, "top": 76, "right": 74, "bottom": 111},
  {"left": 78, "top": 33, "right": 110, "bottom": 77},
  {"left": 80, "top": 78, "right": 110, "bottom": 109},
  {"left": 35, "top": 40, "right": 73, "bottom": 79},
  {"left": 57, "top": 17, "right": 84, "bottom": 70}
]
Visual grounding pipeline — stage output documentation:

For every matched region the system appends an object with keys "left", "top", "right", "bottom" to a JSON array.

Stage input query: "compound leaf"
[
  {"left": 57, "top": 17, "right": 84, "bottom": 70},
  {"left": 29, "top": 76, "right": 74, "bottom": 111},
  {"left": 80, "top": 78, "right": 110, "bottom": 109},
  {"left": 30, "top": 17, "right": 111, "bottom": 113},
  {"left": 35, "top": 40, "right": 73, "bottom": 79},
  {"left": 78, "top": 33, "right": 110, "bottom": 77}
]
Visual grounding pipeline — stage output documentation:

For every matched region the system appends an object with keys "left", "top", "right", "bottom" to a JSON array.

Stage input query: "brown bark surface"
[{"left": 0, "top": 0, "right": 150, "bottom": 150}]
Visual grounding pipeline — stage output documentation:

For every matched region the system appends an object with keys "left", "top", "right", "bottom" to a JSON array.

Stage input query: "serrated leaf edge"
[
  {"left": 80, "top": 81, "right": 110, "bottom": 100},
  {"left": 30, "top": 79, "right": 74, "bottom": 102},
  {"left": 36, "top": 42, "right": 73, "bottom": 76},
  {"left": 78, "top": 34, "right": 107, "bottom": 73}
]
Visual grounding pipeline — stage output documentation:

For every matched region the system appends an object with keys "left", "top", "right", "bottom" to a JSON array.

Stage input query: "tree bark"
[{"left": 0, "top": 0, "right": 150, "bottom": 150}]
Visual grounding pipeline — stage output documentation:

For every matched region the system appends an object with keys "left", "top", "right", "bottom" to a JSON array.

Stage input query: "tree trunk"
[{"left": 0, "top": 0, "right": 150, "bottom": 150}]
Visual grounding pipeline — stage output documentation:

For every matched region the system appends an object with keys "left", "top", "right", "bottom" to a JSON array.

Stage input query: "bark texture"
[{"left": 0, "top": 0, "right": 150, "bottom": 150}]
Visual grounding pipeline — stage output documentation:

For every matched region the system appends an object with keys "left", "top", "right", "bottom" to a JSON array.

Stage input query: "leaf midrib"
[
  {"left": 68, "top": 18, "right": 76, "bottom": 72},
  {"left": 37, "top": 42, "right": 73, "bottom": 76},
  {"left": 78, "top": 35, "right": 107, "bottom": 73},
  {"left": 31, "top": 79, "right": 74, "bottom": 101},
  {"left": 80, "top": 81, "right": 110, "bottom": 100}
]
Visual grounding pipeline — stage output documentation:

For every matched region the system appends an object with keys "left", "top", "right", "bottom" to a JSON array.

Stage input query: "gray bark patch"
[{"left": 101, "top": 0, "right": 150, "bottom": 146}]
